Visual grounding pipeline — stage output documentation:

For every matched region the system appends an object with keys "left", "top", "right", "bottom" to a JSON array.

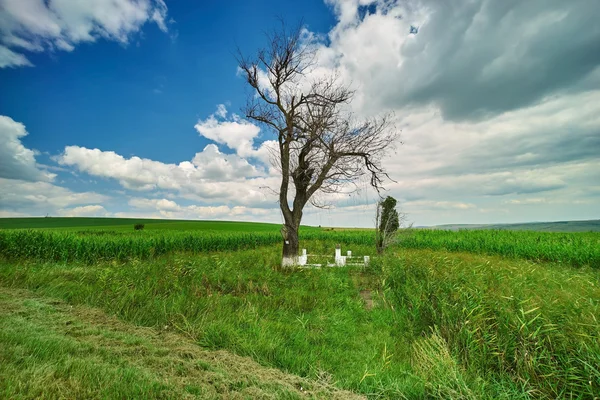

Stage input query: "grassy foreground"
[
  {"left": 1, "top": 219, "right": 599, "bottom": 398},
  {"left": 0, "top": 287, "right": 361, "bottom": 399},
  {"left": 1, "top": 241, "right": 599, "bottom": 399}
]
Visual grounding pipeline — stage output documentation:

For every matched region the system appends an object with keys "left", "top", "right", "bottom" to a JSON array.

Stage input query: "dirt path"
[
  {"left": 359, "top": 289, "right": 374, "bottom": 310},
  {"left": 0, "top": 286, "right": 365, "bottom": 400}
]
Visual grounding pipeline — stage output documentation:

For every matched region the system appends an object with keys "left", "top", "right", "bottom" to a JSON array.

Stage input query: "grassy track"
[{"left": 0, "top": 287, "right": 362, "bottom": 399}]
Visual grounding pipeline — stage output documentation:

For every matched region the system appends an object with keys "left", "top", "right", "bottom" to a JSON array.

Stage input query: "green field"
[
  {"left": 1, "top": 221, "right": 597, "bottom": 267},
  {"left": 0, "top": 217, "right": 287, "bottom": 232},
  {"left": 1, "top": 218, "right": 599, "bottom": 399},
  {"left": 431, "top": 219, "right": 600, "bottom": 232}
]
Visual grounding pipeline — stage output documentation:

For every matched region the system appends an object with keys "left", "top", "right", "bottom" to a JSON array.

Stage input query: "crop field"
[
  {"left": 1, "top": 218, "right": 599, "bottom": 399},
  {"left": 1, "top": 219, "right": 598, "bottom": 267},
  {"left": 0, "top": 217, "right": 288, "bottom": 232}
]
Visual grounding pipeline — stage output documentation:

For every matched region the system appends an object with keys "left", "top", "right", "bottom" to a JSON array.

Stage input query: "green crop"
[
  {"left": 400, "top": 229, "right": 600, "bottom": 268},
  {"left": 1, "top": 227, "right": 598, "bottom": 267}
]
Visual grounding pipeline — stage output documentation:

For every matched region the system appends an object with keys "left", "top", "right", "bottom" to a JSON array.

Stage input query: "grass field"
[
  {"left": 0, "top": 217, "right": 287, "bottom": 232},
  {"left": 0, "top": 287, "right": 360, "bottom": 399},
  {"left": 1, "top": 223, "right": 597, "bottom": 267},
  {"left": 430, "top": 219, "right": 600, "bottom": 232},
  {"left": 1, "top": 218, "right": 599, "bottom": 399}
]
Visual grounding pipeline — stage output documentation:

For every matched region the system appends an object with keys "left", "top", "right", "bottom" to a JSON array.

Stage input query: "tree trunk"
[{"left": 281, "top": 222, "right": 300, "bottom": 267}]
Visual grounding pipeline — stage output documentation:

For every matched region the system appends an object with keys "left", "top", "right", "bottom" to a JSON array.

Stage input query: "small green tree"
[{"left": 375, "top": 196, "right": 401, "bottom": 254}]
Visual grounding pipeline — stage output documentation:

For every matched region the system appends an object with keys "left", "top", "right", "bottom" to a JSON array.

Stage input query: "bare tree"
[{"left": 238, "top": 22, "right": 399, "bottom": 265}]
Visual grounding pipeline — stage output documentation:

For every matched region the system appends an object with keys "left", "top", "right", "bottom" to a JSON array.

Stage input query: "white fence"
[{"left": 298, "top": 246, "right": 370, "bottom": 267}]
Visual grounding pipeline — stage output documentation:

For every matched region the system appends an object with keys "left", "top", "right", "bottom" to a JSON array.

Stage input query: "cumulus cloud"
[
  {"left": 58, "top": 144, "right": 263, "bottom": 188},
  {"left": 194, "top": 104, "right": 279, "bottom": 170},
  {"left": 57, "top": 204, "right": 109, "bottom": 217},
  {"left": 194, "top": 105, "right": 262, "bottom": 158},
  {"left": 503, "top": 198, "right": 547, "bottom": 205},
  {"left": 0, "top": 178, "right": 110, "bottom": 215},
  {"left": 56, "top": 143, "right": 281, "bottom": 207},
  {"left": 0, "top": 0, "right": 170, "bottom": 68},
  {"left": 0, "top": 115, "right": 55, "bottom": 181},
  {"left": 322, "top": 0, "right": 600, "bottom": 120},
  {"left": 128, "top": 197, "right": 276, "bottom": 221},
  {"left": 377, "top": 89, "right": 600, "bottom": 205},
  {"left": 193, "top": 2, "right": 600, "bottom": 226},
  {"left": 314, "top": 34, "right": 599, "bottom": 225},
  {"left": 299, "top": 89, "right": 599, "bottom": 225}
]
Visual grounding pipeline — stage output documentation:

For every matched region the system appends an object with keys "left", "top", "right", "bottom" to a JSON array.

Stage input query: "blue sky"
[
  {"left": 1, "top": 1, "right": 334, "bottom": 161},
  {"left": 1, "top": 0, "right": 599, "bottom": 227}
]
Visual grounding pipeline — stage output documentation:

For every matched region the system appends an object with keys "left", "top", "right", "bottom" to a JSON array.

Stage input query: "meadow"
[
  {"left": 1, "top": 217, "right": 599, "bottom": 399},
  {"left": 0, "top": 218, "right": 598, "bottom": 267},
  {"left": 0, "top": 217, "right": 286, "bottom": 232}
]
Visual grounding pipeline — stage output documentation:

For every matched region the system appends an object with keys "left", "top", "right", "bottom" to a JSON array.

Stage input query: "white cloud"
[
  {"left": 56, "top": 143, "right": 281, "bottom": 207},
  {"left": 194, "top": 105, "right": 262, "bottom": 158},
  {"left": 376, "top": 89, "right": 600, "bottom": 205},
  {"left": 217, "top": 0, "right": 600, "bottom": 226},
  {"left": 0, "top": 115, "right": 55, "bottom": 181},
  {"left": 503, "top": 198, "right": 547, "bottom": 205},
  {"left": 0, "top": 178, "right": 110, "bottom": 215},
  {"left": 215, "top": 103, "right": 228, "bottom": 119},
  {"left": 129, "top": 197, "right": 180, "bottom": 212},
  {"left": 321, "top": 0, "right": 600, "bottom": 120},
  {"left": 220, "top": 1, "right": 595, "bottom": 225},
  {"left": 193, "top": 104, "right": 281, "bottom": 173},
  {"left": 191, "top": 144, "right": 265, "bottom": 180},
  {"left": 58, "top": 144, "right": 263, "bottom": 188},
  {"left": 150, "top": 0, "right": 168, "bottom": 32},
  {"left": 128, "top": 197, "right": 276, "bottom": 221},
  {"left": 303, "top": 0, "right": 600, "bottom": 218},
  {"left": 57, "top": 204, "right": 109, "bottom": 217},
  {"left": 405, "top": 200, "right": 476, "bottom": 210},
  {"left": 0, "top": 0, "right": 170, "bottom": 68},
  {"left": 0, "top": 44, "right": 33, "bottom": 67}
]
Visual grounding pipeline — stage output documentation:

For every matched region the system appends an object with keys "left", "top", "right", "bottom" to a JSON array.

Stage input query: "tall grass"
[
  {"left": 0, "top": 245, "right": 421, "bottom": 398},
  {"left": 381, "top": 250, "right": 600, "bottom": 398},
  {"left": 1, "top": 245, "right": 598, "bottom": 398},
  {"left": 0, "top": 230, "right": 282, "bottom": 263},
  {"left": 401, "top": 230, "right": 600, "bottom": 267},
  {"left": 0, "top": 287, "right": 360, "bottom": 400},
  {"left": 1, "top": 228, "right": 598, "bottom": 267}
]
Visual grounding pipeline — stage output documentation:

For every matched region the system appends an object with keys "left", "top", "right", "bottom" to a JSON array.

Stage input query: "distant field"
[
  {"left": 1, "top": 218, "right": 598, "bottom": 267},
  {"left": 3, "top": 217, "right": 599, "bottom": 233},
  {"left": 0, "top": 217, "right": 287, "bottom": 232},
  {"left": 431, "top": 219, "right": 600, "bottom": 232}
]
